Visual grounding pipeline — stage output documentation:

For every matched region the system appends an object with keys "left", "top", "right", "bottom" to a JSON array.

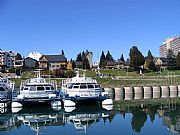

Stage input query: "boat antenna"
[
  {"left": 35, "top": 69, "right": 43, "bottom": 78},
  {"left": 75, "top": 68, "right": 80, "bottom": 77},
  {"left": 83, "top": 70, "right": 87, "bottom": 78}
]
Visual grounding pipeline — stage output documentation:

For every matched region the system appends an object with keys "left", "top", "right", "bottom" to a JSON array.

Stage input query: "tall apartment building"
[{"left": 160, "top": 37, "right": 180, "bottom": 58}]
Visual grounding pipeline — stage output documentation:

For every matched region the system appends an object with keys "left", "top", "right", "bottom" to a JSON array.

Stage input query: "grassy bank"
[{"left": 9, "top": 69, "right": 180, "bottom": 88}]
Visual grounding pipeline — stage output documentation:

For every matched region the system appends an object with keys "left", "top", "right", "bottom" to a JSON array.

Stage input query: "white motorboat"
[
  {"left": 0, "top": 77, "right": 14, "bottom": 108},
  {"left": 61, "top": 71, "right": 110, "bottom": 105},
  {"left": 12, "top": 70, "right": 62, "bottom": 108}
]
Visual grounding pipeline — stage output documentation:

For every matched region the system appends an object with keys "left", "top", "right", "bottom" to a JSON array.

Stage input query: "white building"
[
  {"left": 0, "top": 50, "right": 23, "bottom": 70},
  {"left": 160, "top": 37, "right": 180, "bottom": 57},
  {"left": 93, "top": 61, "right": 100, "bottom": 68},
  {"left": 28, "top": 52, "right": 42, "bottom": 61}
]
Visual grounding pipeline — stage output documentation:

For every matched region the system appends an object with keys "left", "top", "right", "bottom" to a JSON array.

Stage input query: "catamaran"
[
  {"left": 61, "top": 71, "right": 113, "bottom": 106},
  {"left": 12, "top": 70, "right": 62, "bottom": 108}
]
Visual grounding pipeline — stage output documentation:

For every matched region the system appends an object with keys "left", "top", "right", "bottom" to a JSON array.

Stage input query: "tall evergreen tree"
[
  {"left": 176, "top": 52, "right": 180, "bottom": 69},
  {"left": 120, "top": 53, "right": 125, "bottom": 62},
  {"left": 82, "top": 51, "right": 90, "bottom": 69},
  {"left": 147, "top": 50, "right": 153, "bottom": 60},
  {"left": 145, "top": 50, "right": 156, "bottom": 71},
  {"left": 76, "top": 53, "right": 82, "bottom": 61},
  {"left": 85, "top": 50, "right": 89, "bottom": 55},
  {"left": 99, "top": 51, "right": 106, "bottom": 69},
  {"left": 61, "top": 49, "right": 65, "bottom": 56},
  {"left": 167, "top": 49, "right": 176, "bottom": 68},
  {"left": 129, "top": 46, "right": 145, "bottom": 71},
  {"left": 106, "top": 50, "right": 114, "bottom": 62},
  {"left": 70, "top": 59, "right": 76, "bottom": 69},
  {"left": 147, "top": 60, "right": 156, "bottom": 71}
]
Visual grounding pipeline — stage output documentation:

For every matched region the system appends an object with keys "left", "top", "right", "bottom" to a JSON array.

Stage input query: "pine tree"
[
  {"left": 167, "top": 49, "right": 176, "bottom": 68},
  {"left": 145, "top": 50, "right": 156, "bottom": 71},
  {"left": 176, "top": 52, "right": 180, "bottom": 69},
  {"left": 129, "top": 46, "right": 145, "bottom": 71},
  {"left": 70, "top": 59, "right": 76, "bottom": 69},
  {"left": 120, "top": 53, "right": 125, "bottom": 62},
  {"left": 76, "top": 53, "right": 82, "bottom": 61},
  {"left": 61, "top": 49, "right": 65, "bottom": 56},
  {"left": 106, "top": 50, "right": 114, "bottom": 62},
  {"left": 82, "top": 51, "right": 90, "bottom": 69},
  {"left": 99, "top": 51, "right": 106, "bottom": 69},
  {"left": 147, "top": 50, "right": 153, "bottom": 60}
]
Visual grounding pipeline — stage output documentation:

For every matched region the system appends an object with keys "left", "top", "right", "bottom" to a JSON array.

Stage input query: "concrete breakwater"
[{"left": 103, "top": 85, "right": 180, "bottom": 101}]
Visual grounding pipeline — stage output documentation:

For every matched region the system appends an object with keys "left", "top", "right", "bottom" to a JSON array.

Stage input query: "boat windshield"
[
  {"left": 23, "top": 85, "right": 54, "bottom": 91},
  {"left": 80, "top": 83, "right": 87, "bottom": 89},
  {"left": 29, "top": 86, "right": 36, "bottom": 91},
  {"left": 37, "top": 86, "right": 45, "bottom": 91},
  {"left": 95, "top": 84, "right": 100, "bottom": 88},
  {"left": 87, "top": 84, "right": 94, "bottom": 89},
  {"left": 66, "top": 83, "right": 100, "bottom": 89},
  {"left": 67, "top": 83, "right": 73, "bottom": 89}
]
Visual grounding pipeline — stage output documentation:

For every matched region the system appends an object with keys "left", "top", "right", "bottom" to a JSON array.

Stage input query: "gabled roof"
[
  {"left": 24, "top": 57, "right": 38, "bottom": 62},
  {"left": 39, "top": 55, "right": 67, "bottom": 62},
  {"left": 157, "top": 57, "right": 168, "bottom": 62}
]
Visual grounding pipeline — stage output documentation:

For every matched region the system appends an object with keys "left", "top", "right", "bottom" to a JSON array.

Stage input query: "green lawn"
[{"left": 10, "top": 69, "right": 180, "bottom": 88}]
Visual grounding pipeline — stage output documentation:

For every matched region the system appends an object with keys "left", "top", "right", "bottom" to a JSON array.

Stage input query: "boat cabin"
[
  {"left": 21, "top": 84, "right": 54, "bottom": 92},
  {"left": 66, "top": 83, "right": 100, "bottom": 90}
]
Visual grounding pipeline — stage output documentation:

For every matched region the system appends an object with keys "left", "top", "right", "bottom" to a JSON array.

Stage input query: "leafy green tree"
[
  {"left": 167, "top": 49, "right": 175, "bottom": 59},
  {"left": 129, "top": 46, "right": 145, "bottom": 71},
  {"left": 120, "top": 53, "right": 125, "bottom": 62},
  {"left": 106, "top": 50, "right": 114, "bottom": 62},
  {"left": 99, "top": 51, "right": 106, "bottom": 69},
  {"left": 176, "top": 52, "right": 180, "bottom": 69},
  {"left": 64, "top": 70, "right": 76, "bottom": 78}
]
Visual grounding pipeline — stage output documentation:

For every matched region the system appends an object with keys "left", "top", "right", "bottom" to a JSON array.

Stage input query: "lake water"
[{"left": 0, "top": 98, "right": 179, "bottom": 135}]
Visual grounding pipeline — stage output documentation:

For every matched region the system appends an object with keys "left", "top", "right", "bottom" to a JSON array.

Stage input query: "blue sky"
[{"left": 0, "top": 0, "right": 180, "bottom": 61}]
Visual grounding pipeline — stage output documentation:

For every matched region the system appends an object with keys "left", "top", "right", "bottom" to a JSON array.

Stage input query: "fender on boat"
[
  {"left": 63, "top": 100, "right": 76, "bottom": 107},
  {"left": 102, "top": 99, "right": 113, "bottom": 105},
  {"left": 102, "top": 105, "right": 113, "bottom": 111},
  {"left": 11, "top": 102, "right": 23, "bottom": 108},
  {"left": 64, "top": 106, "right": 76, "bottom": 112}
]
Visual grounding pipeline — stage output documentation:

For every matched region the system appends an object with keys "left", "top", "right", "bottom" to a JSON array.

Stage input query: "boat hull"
[
  {"left": 13, "top": 98, "right": 62, "bottom": 107},
  {"left": 64, "top": 96, "right": 107, "bottom": 105}
]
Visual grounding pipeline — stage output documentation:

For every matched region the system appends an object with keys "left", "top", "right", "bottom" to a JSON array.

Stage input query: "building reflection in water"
[{"left": 0, "top": 98, "right": 179, "bottom": 135}]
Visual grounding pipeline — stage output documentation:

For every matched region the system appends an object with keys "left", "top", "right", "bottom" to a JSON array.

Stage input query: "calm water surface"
[{"left": 0, "top": 98, "right": 179, "bottom": 135}]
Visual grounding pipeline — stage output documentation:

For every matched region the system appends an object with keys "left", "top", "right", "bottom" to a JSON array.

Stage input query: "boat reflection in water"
[
  {"left": 63, "top": 105, "right": 110, "bottom": 134},
  {"left": 13, "top": 107, "right": 64, "bottom": 135},
  {"left": 11, "top": 105, "right": 111, "bottom": 135},
  {"left": 0, "top": 98, "right": 180, "bottom": 135}
]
